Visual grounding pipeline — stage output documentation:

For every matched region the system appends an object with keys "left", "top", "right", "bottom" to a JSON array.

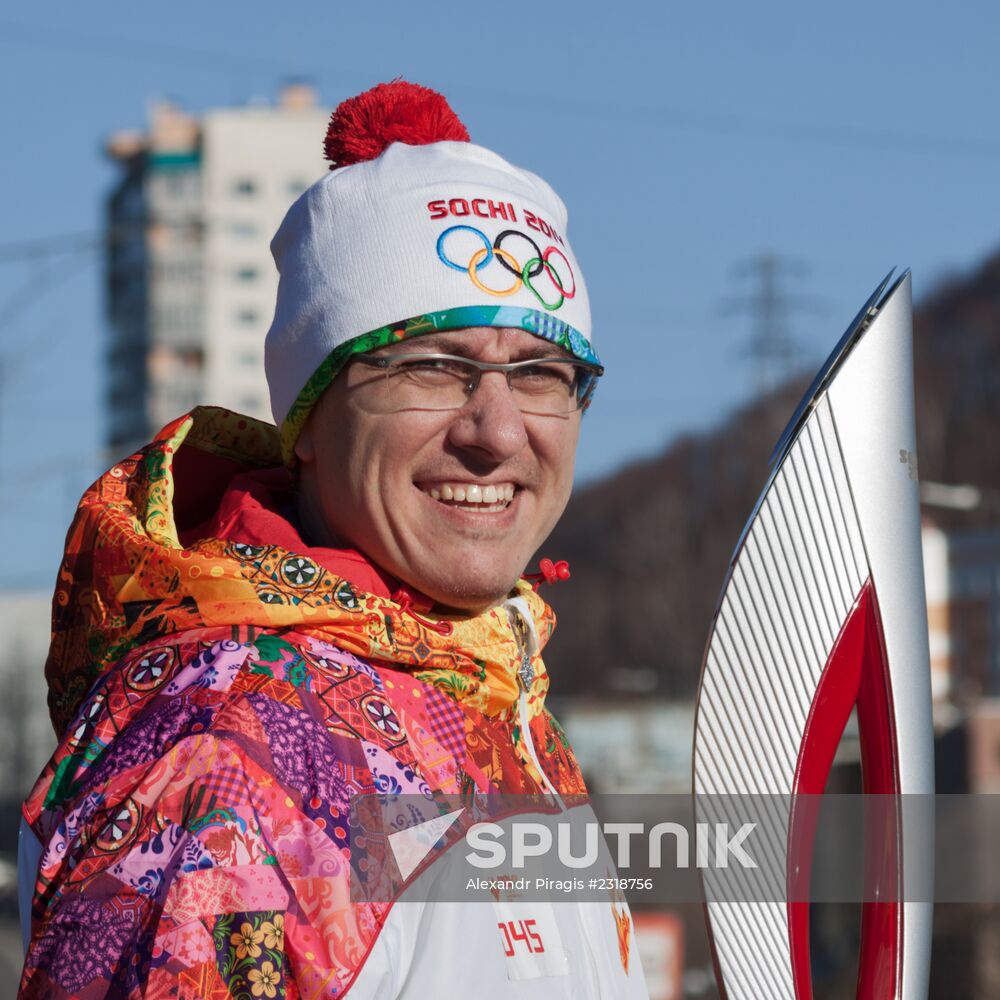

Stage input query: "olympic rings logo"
[{"left": 436, "top": 225, "right": 577, "bottom": 311}]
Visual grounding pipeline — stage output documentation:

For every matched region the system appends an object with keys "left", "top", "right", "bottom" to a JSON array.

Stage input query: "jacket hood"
[{"left": 45, "top": 406, "right": 556, "bottom": 734}]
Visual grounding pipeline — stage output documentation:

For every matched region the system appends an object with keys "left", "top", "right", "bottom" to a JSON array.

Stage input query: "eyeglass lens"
[{"left": 379, "top": 357, "right": 589, "bottom": 414}]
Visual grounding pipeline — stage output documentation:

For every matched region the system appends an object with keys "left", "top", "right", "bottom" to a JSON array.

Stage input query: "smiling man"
[
  {"left": 18, "top": 83, "right": 648, "bottom": 998},
  {"left": 293, "top": 326, "right": 588, "bottom": 614}
]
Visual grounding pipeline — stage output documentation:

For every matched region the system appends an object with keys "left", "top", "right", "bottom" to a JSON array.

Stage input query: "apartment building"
[{"left": 105, "top": 84, "right": 329, "bottom": 454}]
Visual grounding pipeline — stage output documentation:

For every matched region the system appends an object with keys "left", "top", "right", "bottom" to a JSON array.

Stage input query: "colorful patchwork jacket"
[{"left": 19, "top": 407, "right": 648, "bottom": 998}]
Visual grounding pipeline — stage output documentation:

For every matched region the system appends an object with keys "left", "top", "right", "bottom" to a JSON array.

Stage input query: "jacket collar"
[{"left": 47, "top": 407, "right": 555, "bottom": 731}]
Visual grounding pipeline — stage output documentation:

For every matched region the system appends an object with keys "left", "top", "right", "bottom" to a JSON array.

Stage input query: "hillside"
[{"left": 543, "top": 253, "right": 1000, "bottom": 697}]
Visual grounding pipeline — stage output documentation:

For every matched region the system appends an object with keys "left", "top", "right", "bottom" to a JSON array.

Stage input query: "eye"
[
  {"left": 511, "top": 361, "right": 577, "bottom": 393},
  {"left": 394, "top": 357, "right": 472, "bottom": 385}
]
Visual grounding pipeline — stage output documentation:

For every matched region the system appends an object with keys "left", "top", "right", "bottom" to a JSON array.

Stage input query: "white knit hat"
[{"left": 264, "top": 82, "right": 597, "bottom": 462}]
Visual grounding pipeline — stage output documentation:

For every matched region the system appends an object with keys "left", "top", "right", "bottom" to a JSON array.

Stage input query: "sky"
[{"left": 2, "top": 1, "right": 1000, "bottom": 590}]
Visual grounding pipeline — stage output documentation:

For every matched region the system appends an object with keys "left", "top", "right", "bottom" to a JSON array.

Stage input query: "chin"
[{"left": 419, "top": 570, "right": 523, "bottom": 614}]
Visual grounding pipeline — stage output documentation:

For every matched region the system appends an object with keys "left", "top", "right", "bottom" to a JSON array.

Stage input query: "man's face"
[{"left": 294, "top": 327, "right": 583, "bottom": 612}]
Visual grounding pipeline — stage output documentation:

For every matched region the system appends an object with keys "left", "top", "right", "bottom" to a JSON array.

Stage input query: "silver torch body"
[{"left": 693, "top": 272, "right": 934, "bottom": 999}]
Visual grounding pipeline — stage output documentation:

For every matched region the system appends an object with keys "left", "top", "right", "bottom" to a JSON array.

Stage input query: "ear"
[{"left": 293, "top": 410, "right": 317, "bottom": 465}]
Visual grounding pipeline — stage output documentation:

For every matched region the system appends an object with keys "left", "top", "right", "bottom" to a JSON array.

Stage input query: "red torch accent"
[{"left": 786, "top": 579, "right": 902, "bottom": 1000}]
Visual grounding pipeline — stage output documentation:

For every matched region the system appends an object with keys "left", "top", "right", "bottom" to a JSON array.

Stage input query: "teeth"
[{"left": 419, "top": 482, "right": 517, "bottom": 507}]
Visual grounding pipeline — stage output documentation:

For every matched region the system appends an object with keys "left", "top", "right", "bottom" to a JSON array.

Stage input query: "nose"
[{"left": 445, "top": 370, "right": 529, "bottom": 462}]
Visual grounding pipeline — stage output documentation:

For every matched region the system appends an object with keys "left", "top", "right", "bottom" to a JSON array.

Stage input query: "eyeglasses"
[{"left": 351, "top": 352, "right": 604, "bottom": 415}]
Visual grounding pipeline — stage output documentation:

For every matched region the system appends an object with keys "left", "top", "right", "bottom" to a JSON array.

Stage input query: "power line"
[
  {"left": 502, "top": 90, "right": 1000, "bottom": 162},
  {"left": 0, "top": 217, "right": 273, "bottom": 266},
  {"left": 5, "top": 19, "right": 1000, "bottom": 163},
  {"left": 0, "top": 222, "right": 157, "bottom": 266},
  {"left": 0, "top": 250, "right": 98, "bottom": 333},
  {"left": 0, "top": 18, "right": 304, "bottom": 80},
  {"left": 0, "top": 232, "right": 101, "bottom": 264},
  {"left": 720, "top": 253, "right": 824, "bottom": 394},
  {"left": 0, "top": 275, "right": 100, "bottom": 476}
]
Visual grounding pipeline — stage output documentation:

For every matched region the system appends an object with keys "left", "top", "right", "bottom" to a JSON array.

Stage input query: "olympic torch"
[{"left": 692, "top": 271, "right": 934, "bottom": 999}]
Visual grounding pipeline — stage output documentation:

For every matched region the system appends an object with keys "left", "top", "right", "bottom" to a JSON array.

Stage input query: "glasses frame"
[{"left": 352, "top": 351, "right": 604, "bottom": 413}]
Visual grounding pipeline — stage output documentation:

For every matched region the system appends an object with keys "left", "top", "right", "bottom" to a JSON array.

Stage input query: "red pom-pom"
[{"left": 324, "top": 80, "right": 470, "bottom": 169}]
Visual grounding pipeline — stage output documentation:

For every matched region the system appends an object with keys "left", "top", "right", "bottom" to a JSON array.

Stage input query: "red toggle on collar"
[{"left": 523, "top": 557, "right": 571, "bottom": 591}]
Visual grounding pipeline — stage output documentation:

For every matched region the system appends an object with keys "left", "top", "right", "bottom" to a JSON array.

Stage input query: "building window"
[
  {"left": 287, "top": 178, "right": 308, "bottom": 197},
  {"left": 155, "top": 259, "right": 200, "bottom": 282},
  {"left": 235, "top": 266, "right": 259, "bottom": 282},
  {"left": 155, "top": 304, "right": 201, "bottom": 335},
  {"left": 231, "top": 220, "right": 257, "bottom": 238},
  {"left": 236, "top": 308, "right": 259, "bottom": 326},
  {"left": 233, "top": 178, "right": 257, "bottom": 196}
]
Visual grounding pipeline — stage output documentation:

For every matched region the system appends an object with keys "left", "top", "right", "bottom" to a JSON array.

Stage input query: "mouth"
[{"left": 415, "top": 480, "right": 518, "bottom": 513}]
